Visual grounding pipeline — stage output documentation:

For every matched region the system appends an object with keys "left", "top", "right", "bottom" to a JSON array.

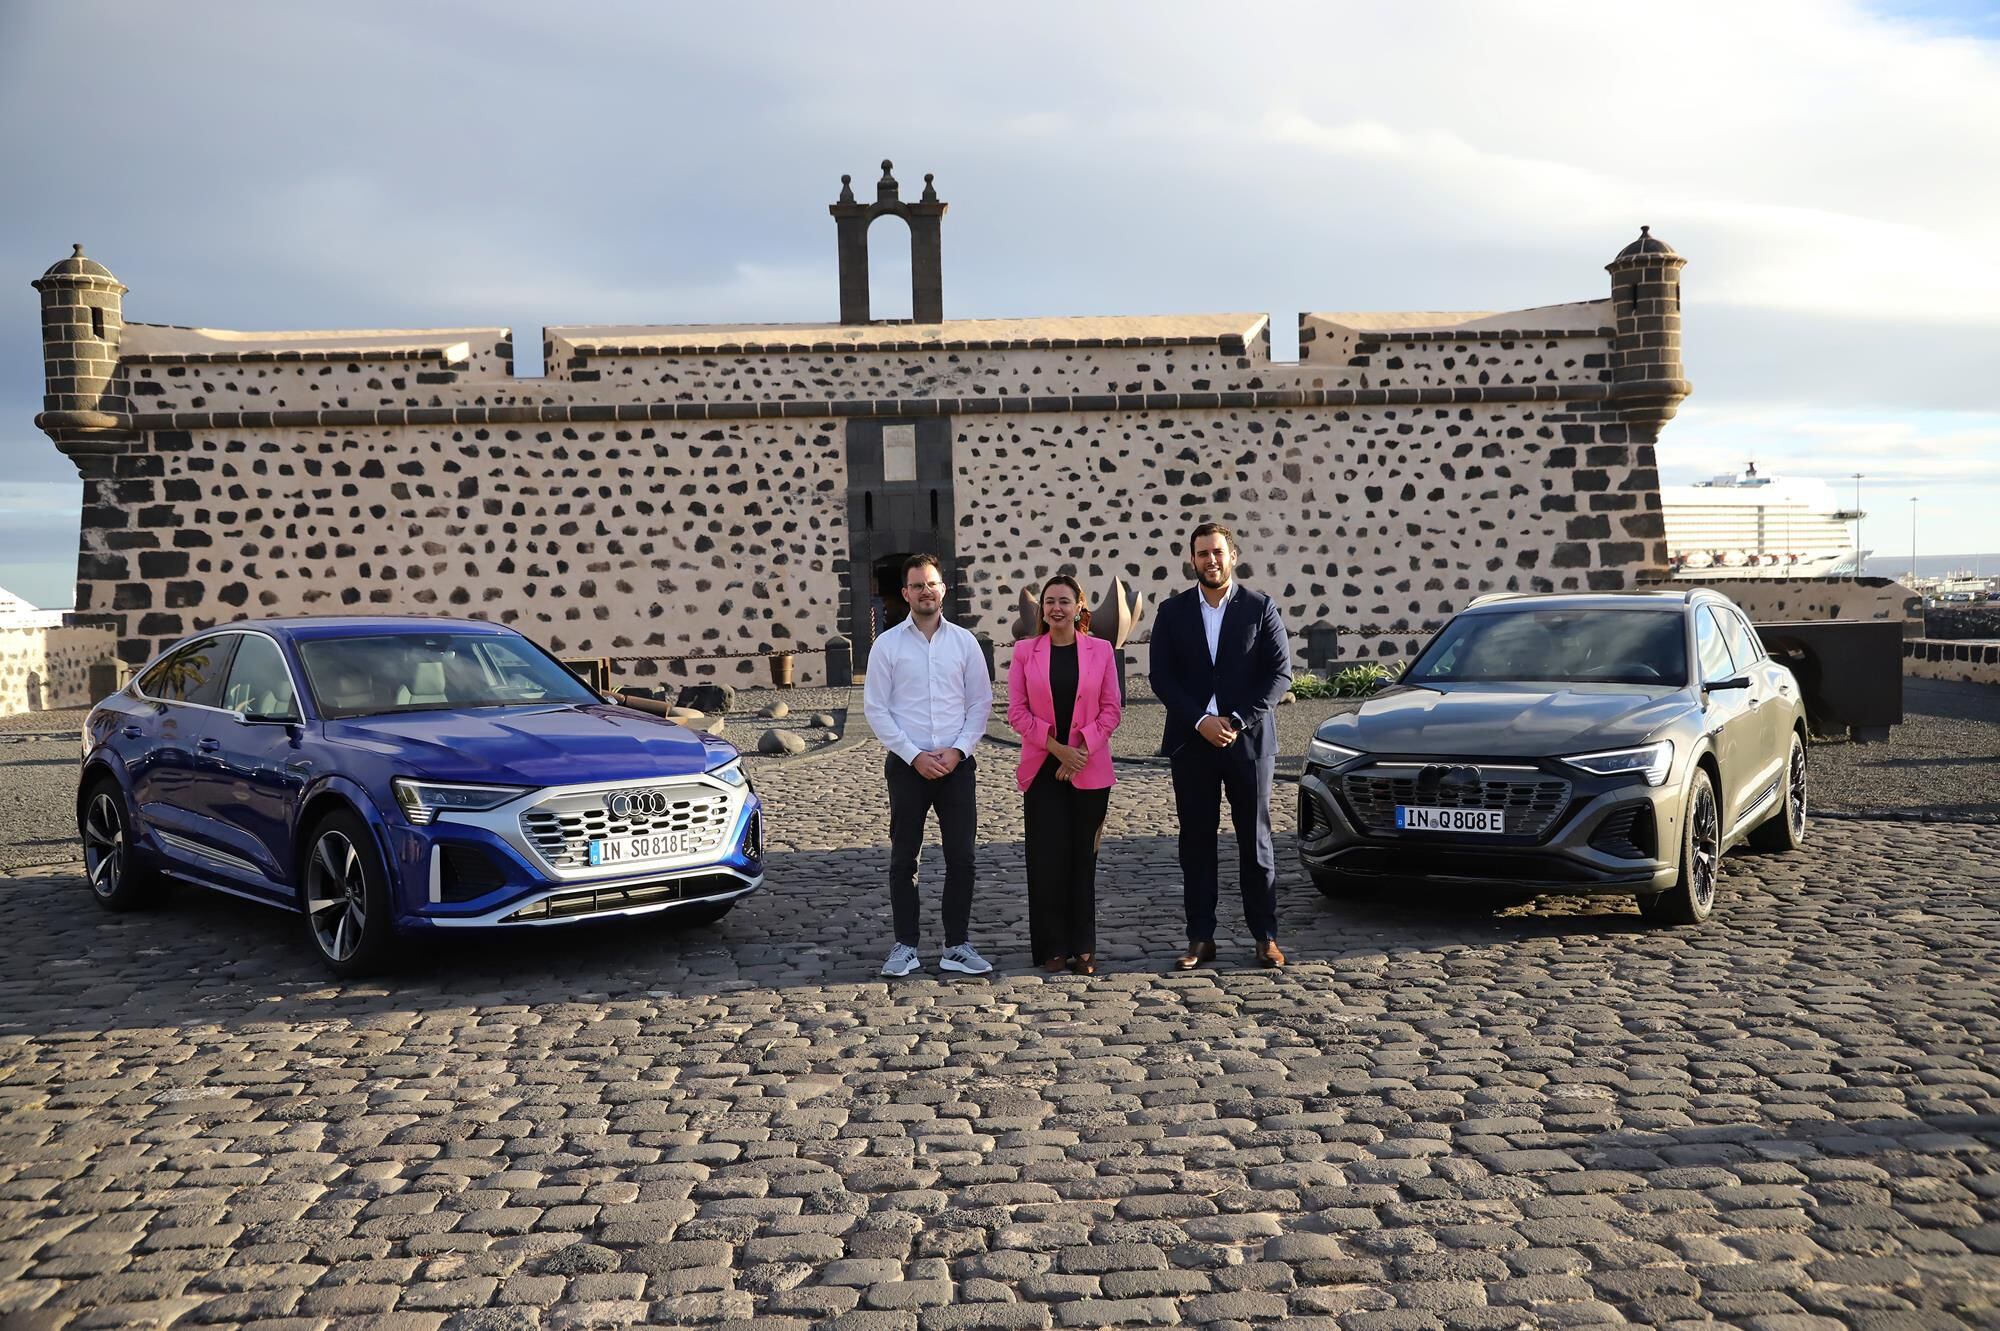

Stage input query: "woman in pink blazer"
[{"left": 1007, "top": 574, "right": 1122, "bottom": 975}]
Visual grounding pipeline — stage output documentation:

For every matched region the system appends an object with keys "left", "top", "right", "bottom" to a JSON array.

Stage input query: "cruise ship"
[{"left": 1662, "top": 464, "right": 1868, "bottom": 579}]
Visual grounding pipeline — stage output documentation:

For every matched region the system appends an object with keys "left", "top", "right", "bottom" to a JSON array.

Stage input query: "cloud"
[{"left": 2, "top": 0, "right": 1997, "bottom": 554}]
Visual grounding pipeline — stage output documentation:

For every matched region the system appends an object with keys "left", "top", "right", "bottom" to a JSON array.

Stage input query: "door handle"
[
  {"left": 121, "top": 726, "right": 144, "bottom": 739},
  {"left": 196, "top": 738, "right": 221, "bottom": 752}
]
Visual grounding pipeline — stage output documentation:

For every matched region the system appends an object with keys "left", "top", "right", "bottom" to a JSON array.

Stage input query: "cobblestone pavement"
[{"left": 2, "top": 740, "right": 1999, "bottom": 1329}]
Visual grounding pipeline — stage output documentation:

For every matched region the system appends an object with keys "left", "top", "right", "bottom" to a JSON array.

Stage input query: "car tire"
[
  {"left": 301, "top": 810, "right": 397, "bottom": 977},
  {"left": 1641, "top": 768, "right": 1721, "bottom": 926},
  {"left": 79, "top": 775, "right": 165, "bottom": 911},
  {"left": 666, "top": 899, "right": 736, "bottom": 928},
  {"left": 1747, "top": 734, "right": 1808, "bottom": 854}
]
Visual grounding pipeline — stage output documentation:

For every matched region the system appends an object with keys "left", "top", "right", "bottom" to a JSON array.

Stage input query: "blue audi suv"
[{"left": 77, "top": 617, "right": 764, "bottom": 974}]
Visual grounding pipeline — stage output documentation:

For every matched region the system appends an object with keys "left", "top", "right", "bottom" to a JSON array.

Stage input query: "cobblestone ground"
[{"left": 2, "top": 741, "right": 1998, "bottom": 1329}]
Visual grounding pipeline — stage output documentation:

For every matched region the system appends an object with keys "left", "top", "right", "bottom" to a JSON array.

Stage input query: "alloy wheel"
[
  {"left": 1788, "top": 742, "right": 1808, "bottom": 838},
  {"left": 306, "top": 831, "right": 369, "bottom": 963},
  {"left": 83, "top": 792, "right": 124, "bottom": 899},
  {"left": 1689, "top": 781, "right": 1719, "bottom": 913}
]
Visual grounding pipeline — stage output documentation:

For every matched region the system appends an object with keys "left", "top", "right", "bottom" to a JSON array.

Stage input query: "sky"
[{"left": 2, "top": 0, "right": 1997, "bottom": 607}]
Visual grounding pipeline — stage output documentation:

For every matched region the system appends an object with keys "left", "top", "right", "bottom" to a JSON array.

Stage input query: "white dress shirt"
[
  {"left": 863, "top": 615, "right": 994, "bottom": 765},
  {"left": 1198, "top": 580, "right": 1237, "bottom": 717}
]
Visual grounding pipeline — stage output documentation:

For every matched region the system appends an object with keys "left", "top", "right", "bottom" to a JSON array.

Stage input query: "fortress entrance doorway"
[{"left": 846, "top": 416, "right": 957, "bottom": 672}]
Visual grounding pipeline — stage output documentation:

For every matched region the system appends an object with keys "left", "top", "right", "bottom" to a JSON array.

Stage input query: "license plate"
[
  {"left": 589, "top": 831, "right": 699, "bottom": 866},
  {"left": 1396, "top": 806, "right": 1505, "bottom": 833}
]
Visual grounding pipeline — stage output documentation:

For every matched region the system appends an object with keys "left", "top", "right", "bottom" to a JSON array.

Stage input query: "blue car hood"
[{"left": 324, "top": 704, "right": 730, "bottom": 786}]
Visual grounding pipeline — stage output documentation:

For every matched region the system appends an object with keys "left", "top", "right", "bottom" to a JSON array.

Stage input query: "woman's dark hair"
[{"left": 1036, "top": 573, "right": 1093, "bottom": 636}]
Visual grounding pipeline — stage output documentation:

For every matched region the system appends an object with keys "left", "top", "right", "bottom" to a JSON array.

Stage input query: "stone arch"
[
  {"left": 866, "top": 212, "right": 915, "bottom": 322},
  {"left": 830, "top": 161, "right": 946, "bottom": 324}
]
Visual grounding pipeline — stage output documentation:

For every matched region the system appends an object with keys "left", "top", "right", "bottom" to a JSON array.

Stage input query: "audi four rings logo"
[{"left": 607, "top": 789, "right": 676, "bottom": 818}]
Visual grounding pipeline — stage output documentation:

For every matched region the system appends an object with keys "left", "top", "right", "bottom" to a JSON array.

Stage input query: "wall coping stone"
[{"left": 121, "top": 382, "right": 1614, "bottom": 433}]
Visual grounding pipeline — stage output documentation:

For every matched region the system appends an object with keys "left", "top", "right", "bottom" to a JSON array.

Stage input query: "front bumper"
[
  {"left": 1296, "top": 754, "right": 1679, "bottom": 893},
  {"left": 383, "top": 771, "right": 765, "bottom": 928}
]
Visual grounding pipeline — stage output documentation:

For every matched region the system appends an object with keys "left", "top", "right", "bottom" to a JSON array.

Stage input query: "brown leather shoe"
[
  {"left": 1070, "top": 953, "right": 1097, "bottom": 976},
  {"left": 1256, "top": 938, "right": 1286, "bottom": 968},
  {"left": 1175, "top": 941, "right": 1217, "bottom": 971},
  {"left": 1043, "top": 955, "right": 1070, "bottom": 974}
]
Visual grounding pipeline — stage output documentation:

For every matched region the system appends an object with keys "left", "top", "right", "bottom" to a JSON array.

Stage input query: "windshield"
[
  {"left": 1407, "top": 609, "right": 1688, "bottom": 686},
  {"left": 297, "top": 632, "right": 601, "bottom": 719}
]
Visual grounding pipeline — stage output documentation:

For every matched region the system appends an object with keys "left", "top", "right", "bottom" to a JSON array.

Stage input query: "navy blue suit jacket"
[{"left": 1148, "top": 584, "right": 1293, "bottom": 761}]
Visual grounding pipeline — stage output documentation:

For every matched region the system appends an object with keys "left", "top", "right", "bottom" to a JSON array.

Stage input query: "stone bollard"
[
  {"left": 975, "top": 633, "right": 996, "bottom": 682},
  {"left": 1304, "top": 621, "right": 1341, "bottom": 673},
  {"left": 825, "top": 635, "right": 853, "bottom": 688}
]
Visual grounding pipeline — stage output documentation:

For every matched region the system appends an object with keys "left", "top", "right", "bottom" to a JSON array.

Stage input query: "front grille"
[
  {"left": 504, "top": 872, "right": 743, "bottom": 922},
  {"left": 1341, "top": 765, "right": 1571, "bottom": 839},
  {"left": 519, "top": 784, "right": 736, "bottom": 871},
  {"left": 1588, "top": 805, "right": 1656, "bottom": 860}
]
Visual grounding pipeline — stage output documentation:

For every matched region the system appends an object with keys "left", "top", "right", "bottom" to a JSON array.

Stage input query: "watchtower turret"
[
  {"left": 1604, "top": 226, "right": 1689, "bottom": 433},
  {"left": 32, "top": 244, "right": 131, "bottom": 449}
]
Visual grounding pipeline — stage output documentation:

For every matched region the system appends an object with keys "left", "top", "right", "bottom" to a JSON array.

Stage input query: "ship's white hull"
[
  {"left": 1669, "top": 550, "right": 1867, "bottom": 580},
  {"left": 1662, "top": 470, "right": 1865, "bottom": 580}
]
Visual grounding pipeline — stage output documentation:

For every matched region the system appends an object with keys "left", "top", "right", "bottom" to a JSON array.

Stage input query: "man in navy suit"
[{"left": 1149, "top": 521, "right": 1294, "bottom": 969}]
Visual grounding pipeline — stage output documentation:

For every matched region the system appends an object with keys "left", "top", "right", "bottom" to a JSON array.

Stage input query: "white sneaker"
[
  {"left": 881, "top": 944, "right": 922, "bottom": 977},
  {"left": 939, "top": 943, "right": 992, "bottom": 975}
]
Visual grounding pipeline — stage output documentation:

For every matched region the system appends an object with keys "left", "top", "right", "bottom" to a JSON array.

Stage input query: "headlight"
[
  {"left": 708, "top": 758, "right": 750, "bottom": 788},
  {"left": 1306, "top": 738, "right": 1364, "bottom": 767},
  {"left": 1565, "top": 741, "right": 1674, "bottom": 786},
  {"left": 392, "top": 779, "right": 532, "bottom": 825}
]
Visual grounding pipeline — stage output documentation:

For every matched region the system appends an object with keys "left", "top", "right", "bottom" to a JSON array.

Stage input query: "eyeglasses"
[{"left": 906, "top": 581, "right": 945, "bottom": 592}]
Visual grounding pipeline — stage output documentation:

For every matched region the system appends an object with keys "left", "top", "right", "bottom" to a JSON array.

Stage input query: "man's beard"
[
  {"left": 910, "top": 600, "right": 941, "bottom": 620},
  {"left": 1198, "top": 565, "right": 1230, "bottom": 588}
]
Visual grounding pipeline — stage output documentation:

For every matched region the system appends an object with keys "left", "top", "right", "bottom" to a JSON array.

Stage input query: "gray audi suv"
[{"left": 1297, "top": 589, "right": 1809, "bottom": 924}]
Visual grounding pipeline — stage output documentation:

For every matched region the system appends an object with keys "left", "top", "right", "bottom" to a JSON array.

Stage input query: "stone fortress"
[{"left": 33, "top": 163, "right": 1691, "bottom": 688}]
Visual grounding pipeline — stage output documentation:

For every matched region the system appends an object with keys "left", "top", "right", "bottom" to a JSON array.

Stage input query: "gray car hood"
[{"left": 1316, "top": 682, "right": 1691, "bottom": 758}]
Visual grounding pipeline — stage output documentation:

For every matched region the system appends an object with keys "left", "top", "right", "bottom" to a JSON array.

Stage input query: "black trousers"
[
  {"left": 1171, "top": 739, "right": 1279, "bottom": 945},
  {"left": 1023, "top": 763, "right": 1111, "bottom": 961},
  {"left": 885, "top": 754, "right": 977, "bottom": 948}
]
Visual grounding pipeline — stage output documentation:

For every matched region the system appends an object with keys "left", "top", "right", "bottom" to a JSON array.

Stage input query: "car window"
[
  {"left": 1695, "top": 607, "right": 1738, "bottom": 684},
  {"left": 297, "top": 631, "right": 599, "bottom": 719},
  {"left": 1404, "top": 609, "right": 1687, "bottom": 686},
  {"left": 220, "top": 634, "right": 300, "bottom": 720},
  {"left": 136, "top": 635, "right": 235, "bottom": 707},
  {"left": 1721, "top": 611, "right": 1763, "bottom": 668}
]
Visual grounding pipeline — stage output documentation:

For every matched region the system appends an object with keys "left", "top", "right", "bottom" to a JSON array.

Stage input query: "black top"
[{"left": 1040, "top": 639, "right": 1079, "bottom": 782}]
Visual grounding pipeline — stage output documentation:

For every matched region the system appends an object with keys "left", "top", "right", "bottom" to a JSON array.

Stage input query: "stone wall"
[
  {"left": 1923, "top": 605, "right": 2000, "bottom": 640},
  {"left": 1905, "top": 638, "right": 2000, "bottom": 687},
  {"left": 71, "top": 420, "right": 850, "bottom": 686},
  {"left": 1668, "top": 576, "right": 1921, "bottom": 629},
  {"left": 33, "top": 219, "right": 1692, "bottom": 689},
  {"left": 0, "top": 623, "right": 116, "bottom": 716},
  {"left": 958, "top": 401, "right": 1663, "bottom": 665}
]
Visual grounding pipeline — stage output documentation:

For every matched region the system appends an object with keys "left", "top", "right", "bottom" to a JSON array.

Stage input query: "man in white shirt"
[{"left": 862, "top": 553, "right": 995, "bottom": 977}]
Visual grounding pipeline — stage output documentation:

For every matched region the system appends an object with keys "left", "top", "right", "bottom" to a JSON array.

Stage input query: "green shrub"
[{"left": 1291, "top": 660, "right": 1404, "bottom": 699}]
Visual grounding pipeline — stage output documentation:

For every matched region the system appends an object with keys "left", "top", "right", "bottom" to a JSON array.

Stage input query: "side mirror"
[
  {"left": 236, "top": 709, "right": 299, "bottom": 725},
  {"left": 1703, "top": 676, "right": 1751, "bottom": 694}
]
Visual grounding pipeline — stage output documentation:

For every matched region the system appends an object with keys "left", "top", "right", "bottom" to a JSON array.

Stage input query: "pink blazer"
[{"left": 1007, "top": 632, "right": 1121, "bottom": 792}]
